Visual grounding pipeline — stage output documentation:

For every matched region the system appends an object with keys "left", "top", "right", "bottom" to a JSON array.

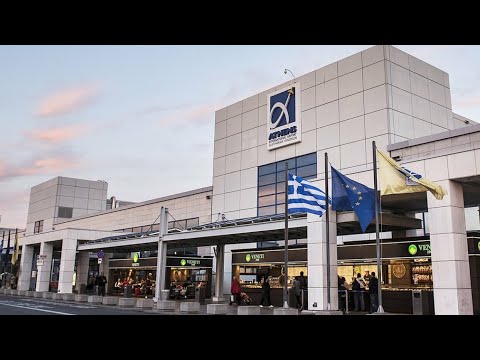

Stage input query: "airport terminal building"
[{"left": 12, "top": 45, "right": 480, "bottom": 315}]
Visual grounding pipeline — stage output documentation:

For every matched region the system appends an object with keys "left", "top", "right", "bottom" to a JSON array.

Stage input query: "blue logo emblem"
[{"left": 269, "top": 87, "right": 296, "bottom": 129}]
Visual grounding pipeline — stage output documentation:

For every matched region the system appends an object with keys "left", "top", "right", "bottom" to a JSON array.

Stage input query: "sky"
[{"left": 1, "top": 45, "right": 480, "bottom": 228}]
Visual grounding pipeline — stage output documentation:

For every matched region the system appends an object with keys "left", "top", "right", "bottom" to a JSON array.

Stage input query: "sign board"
[
  {"left": 98, "top": 258, "right": 103, "bottom": 264},
  {"left": 37, "top": 255, "right": 47, "bottom": 260},
  {"left": 267, "top": 83, "right": 302, "bottom": 150},
  {"left": 97, "top": 250, "right": 105, "bottom": 258},
  {"left": 36, "top": 260, "right": 44, "bottom": 267}
]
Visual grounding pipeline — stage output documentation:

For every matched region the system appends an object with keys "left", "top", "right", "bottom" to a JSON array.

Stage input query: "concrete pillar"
[
  {"left": 213, "top": 243, "right": 225, "bottom": 302},
  {"left": 36, "top": 242, "right": 53, "bottom": 292},
  {"left": 18, "top": 245, "right": 34, "bottom": 291},
  {"left": 154, "top": 206, "right": 168, "bottom": 302},
  {"left": 75, "top": 251, "right": 90, "bottom": 292},
  {"left": 224, "top": 247, "right": 233, "bottom": 296},
  {"left": 99, "top": 252, "right": 112, "bottom": 292},
  {"left": 307, "top": 211, "right": 338, "bottom": 311},
  {"left": 428, "top": 180, "right": 473, "bottom": 315},
  {"left": 57, "top": 238, "right": 76, "bottom": 294}
]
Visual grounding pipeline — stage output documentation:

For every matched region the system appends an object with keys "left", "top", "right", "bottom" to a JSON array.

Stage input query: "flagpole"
[
  {"left": 372, "top": 141, "right": 384, "bottom": 313},
  {"left": 324, "top": 152, "right": 331, "bottom": 310},
  {"left": 283, "top": 163, "right": 289, "bottom": 308}
]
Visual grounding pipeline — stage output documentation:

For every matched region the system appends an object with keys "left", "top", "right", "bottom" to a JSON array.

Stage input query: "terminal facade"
[{"left": 12, "top": 45, "right": 480, "bottom": 315}]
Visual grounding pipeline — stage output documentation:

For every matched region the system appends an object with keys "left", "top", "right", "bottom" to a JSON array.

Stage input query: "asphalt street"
[{"left": 0, "top": 295, "right": 162, "bottom": 315}]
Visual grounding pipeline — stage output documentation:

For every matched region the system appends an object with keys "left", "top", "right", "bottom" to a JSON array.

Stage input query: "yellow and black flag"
[{"left": 377, "top": 150, "right": 447, "bottom": 200}]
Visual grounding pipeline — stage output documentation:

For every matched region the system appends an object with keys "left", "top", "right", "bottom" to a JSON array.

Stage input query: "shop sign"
[
  {"left": 166, "top": 256, "right": 213, "bottom": 268},
  {"left": 180, "top": 259, "right": 201, "bottom": 266},
  {"left": 131, "top": 252, "right": 140, "bottom": 266},
  {"left": 267, "top": 83, "right": 302, "bottom": 150},
  {"left": 245, "top": 253, "right": 265, "bottom": 262},
  {"left": 232, "top": 248, "right": 307, "bottom": 264},
  {"left": 408, "top": 243, "right": 431, "bottom": 255}
]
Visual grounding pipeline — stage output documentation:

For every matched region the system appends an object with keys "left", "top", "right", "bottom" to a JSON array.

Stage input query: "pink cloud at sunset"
[
  {"left": 0, "top": 156, "right": 79, "bottom": 181},
  {"left": 25, "top": 124, "right": 89, "bottom": 143},
  {"left": 36, "top": 85, "right": 99, "bottom": 117}
]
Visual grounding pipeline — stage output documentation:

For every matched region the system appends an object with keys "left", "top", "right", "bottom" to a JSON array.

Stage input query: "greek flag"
[{"left": 287, "top": 173, "right": 328, "bottom": 216}]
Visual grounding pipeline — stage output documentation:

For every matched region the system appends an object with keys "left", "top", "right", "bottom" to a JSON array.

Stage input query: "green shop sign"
[
  {"left": 245, "top": 253, "right": 265, "bottom": 262},
  {"left": 408, "top": 243, "right": 431, "bottom": 256}
]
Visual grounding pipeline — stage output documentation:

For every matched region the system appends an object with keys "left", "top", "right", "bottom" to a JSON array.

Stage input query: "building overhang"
[{"left": 77, "top": 211, "right": 422, "bottom": 252}]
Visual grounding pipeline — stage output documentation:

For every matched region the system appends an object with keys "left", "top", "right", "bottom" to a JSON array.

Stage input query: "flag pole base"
[{"left": 376, "top": 305, "right": 385, "bottom": 313}]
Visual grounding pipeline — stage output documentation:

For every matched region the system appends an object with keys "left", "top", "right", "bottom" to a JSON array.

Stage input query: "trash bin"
[
  {"left": 195, "top": 286, "right": 206, "bottom": 305},
  {"left": 412, "top": 290, "right": 425, "bottom": 315},
  {"left": 79, "top": 284, "right": 86, "bottom": 294},
  {"left": 124, "top": 285, "right": 132, "bottom": 298}
]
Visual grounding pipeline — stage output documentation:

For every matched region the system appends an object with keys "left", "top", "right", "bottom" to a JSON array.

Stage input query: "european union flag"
[{"left": 331, "top": 166, "right": 376, "bottom": 233}]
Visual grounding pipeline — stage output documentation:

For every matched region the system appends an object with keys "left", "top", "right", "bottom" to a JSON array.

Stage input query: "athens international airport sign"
[{"left": 267, "top": 83, "right": 302, "bottom": 150}]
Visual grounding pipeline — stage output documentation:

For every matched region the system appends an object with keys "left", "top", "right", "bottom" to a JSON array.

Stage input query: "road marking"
[{"left": 0, "top": 301, "right": 74, "bottom": 315}]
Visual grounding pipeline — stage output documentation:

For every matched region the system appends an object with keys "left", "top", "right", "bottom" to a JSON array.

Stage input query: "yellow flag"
[
  {"left": 11, "top": 229, "right": 19, "bottom": 265},
  {"left": 377, "top": 150, "right": 447, "bottom": 200}
]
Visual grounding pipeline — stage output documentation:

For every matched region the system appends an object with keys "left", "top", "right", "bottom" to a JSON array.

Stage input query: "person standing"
[
  {"left": 259, "top": 276, "right": 273, "bottom": 308},
  {"left": 292, "top": 277, "right": 302, "bottom": 309},
  {"left": 97, "top": 272, "right": 107, "bottom": 296},
  {"left": 368, "top": 271, "right": 379, "bottom": 313},
  {"left": 352, "top": 273, "right": 366, "bottom": 311},
  {"left": 297, "top": 271, "right": 307, "bottom": 309},
  {"left": 230, "top": 276, "right": 241, "bottom": 306}
]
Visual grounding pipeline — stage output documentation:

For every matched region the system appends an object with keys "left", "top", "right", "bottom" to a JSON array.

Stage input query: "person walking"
[
  {"left": 230, "top": 276, "right": 241, "bottom": 306},
  {"left": 97, "top": 272, "right": 107, "bottom": 296},
  {"left": 368, "top": 271, "right": 379, "bottom": 313},
  {"left": 259, "top": 276, "right": 273, "bottom": 308}
]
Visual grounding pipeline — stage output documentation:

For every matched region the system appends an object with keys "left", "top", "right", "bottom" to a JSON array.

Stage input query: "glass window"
[
  {"left": 258, "top": 173, "right": 276, "bottom": 186},
  {"left": 297, "top": 164, "right": 317, "bottom": 178},
  {"left": 276, "top": 171, "right": 286, "bottom": 182},
  {"left": 57, "top": 207, "right": 73, "bottom": 218},
  {"left": 276, "top": 205, "right": 285, "bottom": 214},
  {"left": 258, "top": 184, "right": 276, "bottom": 197},
  {"left": 258, "top": 163, "right": 276, "bottom": 176},
  {"left": 277, "top": 160, "right": 296, "bottom": 172},
  {"left": 258, "top": 206, "right": 276, "bottom": 216},
  {"left": 297, "top": 153, "right": 316, "bottom": 167},
  {"left": 258, "top": 195, "right": 276, "bottom": 207},
  {"left": 257, "top": 152, "right": 316, "bottom": 217},
  {"left": 34, "top": 220, "right": 44, "bottom": 234}
]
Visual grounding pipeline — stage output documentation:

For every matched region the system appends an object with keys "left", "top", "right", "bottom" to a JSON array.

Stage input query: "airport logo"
[
  {"left": 180, "top": 259, "right": 187, "bottom": 266},
  {"left": 267, "top": 83, "right": 302, "bottom": 150}
]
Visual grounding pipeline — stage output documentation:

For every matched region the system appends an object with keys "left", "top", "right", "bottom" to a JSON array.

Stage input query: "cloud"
[
  {"left": 0, "top": 155, "right": 79, "bottom": 181},
  {"left": 25, "top": 124, "right": 89, "bottom": 143},
  {"left": 157, "top": 104, "right": 215, "bottom": 126},
  {"left": 36, "top": 84, "right": 99, "bottom": 117}
]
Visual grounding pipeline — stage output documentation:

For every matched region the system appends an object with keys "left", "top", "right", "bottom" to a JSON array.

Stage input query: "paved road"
[{"left": 0, "top": 295, "right": 162, "bottom": 315}]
